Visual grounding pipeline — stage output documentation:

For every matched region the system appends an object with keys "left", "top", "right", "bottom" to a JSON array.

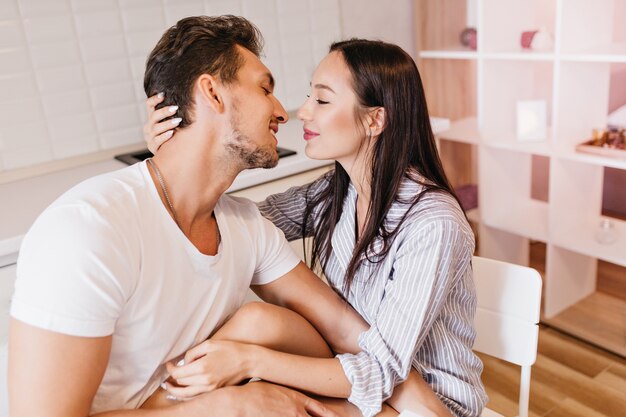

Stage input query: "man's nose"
[{"left": 274, "top": 97, "right": 289, "bottom": 123}]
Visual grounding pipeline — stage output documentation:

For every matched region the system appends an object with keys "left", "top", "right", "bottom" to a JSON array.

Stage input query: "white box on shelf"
[{"left": 516, "top": 100, "right": 547, "bottom": 141}]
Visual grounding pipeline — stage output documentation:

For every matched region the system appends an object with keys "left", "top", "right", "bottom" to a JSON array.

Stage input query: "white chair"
[{"left": 472, "top": 256, "right": 543, "bottom": 417}]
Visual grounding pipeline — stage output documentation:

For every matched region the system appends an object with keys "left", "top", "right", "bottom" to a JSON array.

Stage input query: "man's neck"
[{"left": 148, "top": 130, "right": 240, "bottom": 236}]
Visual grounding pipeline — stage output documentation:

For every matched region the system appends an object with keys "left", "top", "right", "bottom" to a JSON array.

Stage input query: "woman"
[{"left": 143, "top": 39, "right": 486, "bottom": 417}]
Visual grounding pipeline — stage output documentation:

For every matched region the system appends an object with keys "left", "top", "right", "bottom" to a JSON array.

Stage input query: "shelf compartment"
[
  {"left": 554, "top": 61, "right": 616, "bottom": 150},
  {"left": 549, "top": 158, "right": 626, "bottom": 268},
  {"left": 481, "top": 0, "right": 556, "bottom": 54},
  {"left": 559, "top": 0, "right": 626, "bottom": 57},
  {"left": 416, "top": 0, "right": 477, "bottom": 52},
  {"left": 479, "top": 147, "right": 549, "bottom": 241},
  {"left": 481, "top": 60, "right": 554, "bottom": 149},
  {"left": 421, "top": 59, "right": 477, "bottom": 122}
]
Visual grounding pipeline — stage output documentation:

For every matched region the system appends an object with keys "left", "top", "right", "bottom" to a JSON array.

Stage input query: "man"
[{"left": 8, "top": 15, "right": 344, "bottom": 417}]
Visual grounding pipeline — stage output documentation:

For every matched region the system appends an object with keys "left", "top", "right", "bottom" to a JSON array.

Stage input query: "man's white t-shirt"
[{"left": 10, "top": 161, "right": 300, "bottom": 413}]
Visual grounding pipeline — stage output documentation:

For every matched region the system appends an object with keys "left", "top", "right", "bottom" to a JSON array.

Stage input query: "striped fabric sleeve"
[
  {"left": 337, "top": 218, "right": 473, "bottom": 417},
  {"left": 257, "top": 172, "right": 331, "bottom": 241}
]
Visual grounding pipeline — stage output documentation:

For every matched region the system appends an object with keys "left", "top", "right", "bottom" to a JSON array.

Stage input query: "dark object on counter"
[
  {"left": 460, "top": 27, "right": 477, "bottom": 50},
  {"left": 115, "top": 147, "right": 297, "bottom": 165}
]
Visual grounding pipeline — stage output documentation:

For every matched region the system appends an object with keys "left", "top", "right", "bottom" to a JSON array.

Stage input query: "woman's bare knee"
[{"left": 214, "top": 302, "right": 332, "bottom": 358}]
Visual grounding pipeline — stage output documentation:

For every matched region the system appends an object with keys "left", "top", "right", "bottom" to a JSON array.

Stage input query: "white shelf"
[
  {"left": 551, "top": 216, "right": 626, "bottom": 269},
  {"left": 560, "top": 42, "right": 626, "bottom": 63},
  {"left": 556, "top": 149, "right": 626, "bottom": 170},
  {"left": 419, "top": 49, "right": 478, "bottom": 60},
  {"left": 482, "top": 136, "right": 554, "bottom": 156},
  {"left": 482, "top": 51, "right": 555, "bottom": 61}
]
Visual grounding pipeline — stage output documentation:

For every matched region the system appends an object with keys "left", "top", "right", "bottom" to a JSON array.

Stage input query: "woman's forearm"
[{"left": 248, "top": 345, "right": 352, "bottom": 398}]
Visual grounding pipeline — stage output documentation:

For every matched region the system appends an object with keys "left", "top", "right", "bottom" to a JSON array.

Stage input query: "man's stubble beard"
[{"left": 224, "top": 107, "right": 279, "bottom": 170}]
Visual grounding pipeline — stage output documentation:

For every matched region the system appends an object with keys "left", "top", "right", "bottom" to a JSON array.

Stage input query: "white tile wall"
[{"left": 0, "top": 0, "right": 414, "bottom": 173}]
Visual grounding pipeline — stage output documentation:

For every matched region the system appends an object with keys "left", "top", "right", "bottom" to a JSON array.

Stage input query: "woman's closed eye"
[{"left": 306, "top": 95, "right": 329, "bottom": 105}]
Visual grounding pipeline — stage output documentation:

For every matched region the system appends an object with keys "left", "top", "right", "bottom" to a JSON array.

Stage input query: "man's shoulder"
[
  {"left": 29, "top": 164, "right": 148, "bottom": 240},
  {"left": 53, "top": 164, "right": 146, "bottom": 210}
]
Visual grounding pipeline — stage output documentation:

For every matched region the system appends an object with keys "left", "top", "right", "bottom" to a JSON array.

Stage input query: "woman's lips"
[{"left": 303, "top": 128, "right": 319, "bottom": 141}]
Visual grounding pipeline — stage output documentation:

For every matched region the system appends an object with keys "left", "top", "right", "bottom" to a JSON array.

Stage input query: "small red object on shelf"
[{"left": 521, "top": 30, "right": 538, "bottom": 49}]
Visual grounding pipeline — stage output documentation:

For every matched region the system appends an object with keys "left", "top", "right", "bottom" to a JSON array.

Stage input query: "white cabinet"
[{"left": 417, "top": 0, "right": 626, "bottom": 356}]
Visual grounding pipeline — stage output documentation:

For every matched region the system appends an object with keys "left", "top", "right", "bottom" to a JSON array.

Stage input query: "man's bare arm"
[{"left": 9, "top": 318, "right": 337, "bottom": 417}]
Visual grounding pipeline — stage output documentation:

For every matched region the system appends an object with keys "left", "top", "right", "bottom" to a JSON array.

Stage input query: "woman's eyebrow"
[{"left": 312, "top": 83, "right": 336, "bottom": 93}]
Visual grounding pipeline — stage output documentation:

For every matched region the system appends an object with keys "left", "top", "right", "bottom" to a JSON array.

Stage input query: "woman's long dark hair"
[{"left": 303, "top": 39, "right": 462, "bottom": 296}]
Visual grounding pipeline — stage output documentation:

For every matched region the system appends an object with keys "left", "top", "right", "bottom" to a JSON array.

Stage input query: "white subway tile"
[
  {"left": 69, "top": 0, "right": 117, "bottom": 13},
  {"left": 121, "top": 7, "right": 164, "bottom": 32},
  {"left": 30, "top": 41, "right": 81, "bottom": 69},
  {"left": 22, "top": 15, "right": 76, "bottom": 44},
  {"left": 280, "top": 33, "right": 313, "bottom": 56},
  {"left": 100, "top": 126, "right": 142, "bottom": 149},
  {"left": 0, "top": 0, "right": 19, "bottom": 20},
  {"left": 163, "top": 1, "right": 205, "bottom": 26},
  {"left": 74, "top": 10, "right": 123, "bottom": 39},
  {"left": 48, "top": 114, "right": 100, "bottom": 158},
  {"left": 249, "top": 16, "right": 279, "bottom": 39},
  {"left": 90, "top": 82, "right": 136, "bottom": 110},
  {"left": 1, "top": 144, "right": 53, "bottom": 170},
  {"left": 278, "top": 15, "right": 310, "bottom": 35},
  {"left": 262, "top": 32, "right": 282, "bottom": 59},
  {"left": 129, "top": 56, "right": 146, "bottom": 80},
  {"left": 0, "top": 121, "right": 49, "bottom": 150},
  {"left": 125, "top": 30, "right": 160, "bottom": 57},
  {"left": 94, "top": 104, "right": 139, "bottom": 132},
  {"left": 36, "top": 65, "right": 85, "bottom": 94},
  {"left": 311, "top": 28, "right": 341, "bottom": 52},
  {"left": 137, "top": 102, "right": 147, "bottom": 123},
  {"left": 0, "top": 98, "right": 43, "bottom": 125},
  {"left": 0, "top": 21, "right": 26, "bottom": 48},
  {"left": 276, "top": 0, "right": 308, "bottom": 15},
  {"left": 241, "top": 0, "right": 276, "bottom": 19},
  {"left": 40, "top": 90, "right": 92, "bottom": 118},
  {"left": 17, "top": 0, "right": 70, "bottom": 18},
  {"left": 0, "top": 73, "right": 38, "bottom": 101},
  {"left": 0, "top": 48, "right": 31, "bottom": 75},
  {"left": 311, "top": 10, "right": 341, "bottom": 33},
  {"left": 48, "top": 112, "right": 96, "bottom": 140},
  {"left": 309, "top": 0, "right": 339, "bottom": 12},
  {"left": 84, "top": 59, "right": 131, "bottom": 86},
  {"left": 79, "top": 35, "right": 127, "bottom": 63},
  {"left": 204, "top": 0, "right": 242, "bottom": 16},
  {"left": 133, "top": 81, "right": 147, "bottom": 102},
  {"left": 118, "top": 0, "right": 156, "bottom": 9},
  {"left": 52, "top": 134, "right": 99, "bottom": 158}
]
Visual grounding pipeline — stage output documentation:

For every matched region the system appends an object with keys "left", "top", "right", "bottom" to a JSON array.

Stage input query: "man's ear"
[
  {"left": 196, "top": 74, "right": 225, "bottom": 113},
  {"left": 367, "top": 107, "right": 386, "bottom": 138}
]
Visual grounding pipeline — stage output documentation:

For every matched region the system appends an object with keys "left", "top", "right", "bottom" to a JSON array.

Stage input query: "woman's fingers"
[
  {"left": 162, "top": 382, "right": 212, "bottom": 399},
  {"left": 145, "top": 92, "right": 165, "bottom": 113}
]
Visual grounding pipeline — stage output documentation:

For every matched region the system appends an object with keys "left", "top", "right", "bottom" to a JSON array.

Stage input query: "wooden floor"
[{"left": 479, "top": 325, "right": 626, "bottom": 417}]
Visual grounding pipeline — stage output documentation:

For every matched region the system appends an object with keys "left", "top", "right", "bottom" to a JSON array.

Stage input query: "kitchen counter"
[{"left": 0, "top": 117, "right": 450, "bottom": 265}]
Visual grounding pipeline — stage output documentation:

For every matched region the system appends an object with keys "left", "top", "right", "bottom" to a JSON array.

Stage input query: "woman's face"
[{"left": 297, "top": 51, "right": 368, "bottom": 165}]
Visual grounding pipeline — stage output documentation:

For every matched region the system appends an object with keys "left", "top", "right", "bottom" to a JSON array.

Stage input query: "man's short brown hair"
[{"left": 144, "top": 15, "right": 263, "bottom": 128}]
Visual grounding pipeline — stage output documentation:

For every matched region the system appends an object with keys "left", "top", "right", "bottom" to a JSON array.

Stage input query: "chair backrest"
[{"left": 472, "top": 256, "right": 542, "bottom": 417}]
